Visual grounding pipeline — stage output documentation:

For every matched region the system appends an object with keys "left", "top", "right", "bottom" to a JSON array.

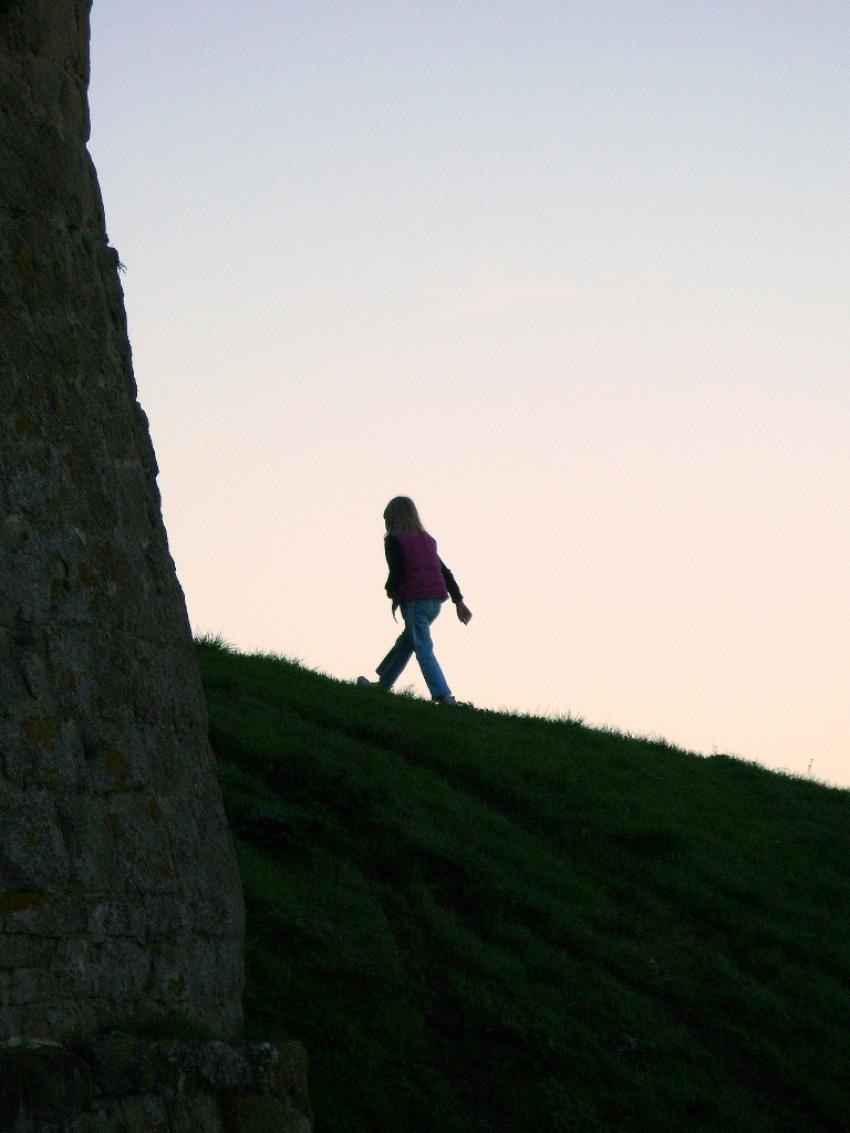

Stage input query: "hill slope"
[{"left": 197, "top": 638, "right": 850, "bottom": 1133}]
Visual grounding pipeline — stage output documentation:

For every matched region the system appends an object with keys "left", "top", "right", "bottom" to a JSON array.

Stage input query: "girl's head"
[{"left": 383, "top": 496, "right": 426, "bottom": 536}]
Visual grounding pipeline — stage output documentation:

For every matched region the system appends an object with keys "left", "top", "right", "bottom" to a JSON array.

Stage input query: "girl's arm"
[
  {"left": 439, "top": 559, "right": 472, "bottom": 624},
  {"left": 438, "top": 558, "right": 462, "bottom": 603},
  {"left": 384, "top": 535, "right": 405, "bottom": 598}
]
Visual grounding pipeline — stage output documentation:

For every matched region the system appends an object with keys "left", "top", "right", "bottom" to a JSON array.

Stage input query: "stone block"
[
  {"left": 0, "top": 787, "right": 70, "bottom": 890},
  {"left": 0, "top": 1038, "right": 93, "bottom": 1124},
  {"left": 0, "top": 934, "right": 55, "bottom": 971},
  {"left": 168, "top": 1091, "right": 224, "bottom": 1133},
  {"left": 116, "top": 1094, "right": 171, "bottom": 1133},
  {"left": 251, "top": 1041, "right": 312, "bottom": 1123},
  {"left": 73, "top": 938, "right": 152, "bottom": 1002},
  {"left": 53, "top": 794, "right": 120, "bottom": 892}
]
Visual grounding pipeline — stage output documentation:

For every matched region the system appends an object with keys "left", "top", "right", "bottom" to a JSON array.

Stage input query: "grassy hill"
[{"left": 196, "top": 637, "right": 850, "bottom": 1133}]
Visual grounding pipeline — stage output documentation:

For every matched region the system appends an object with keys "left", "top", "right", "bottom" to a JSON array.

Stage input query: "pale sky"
[{"left": 88, "top": 2, "right": 848, "bottom": 787}]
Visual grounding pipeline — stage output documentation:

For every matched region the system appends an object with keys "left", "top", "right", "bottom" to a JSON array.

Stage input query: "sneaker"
[
  {"left": 356, "top": 676, "right": 377, "bottom": 687},
  {"left": 434, "top": 695, "right": 458, "bottom": 705}
]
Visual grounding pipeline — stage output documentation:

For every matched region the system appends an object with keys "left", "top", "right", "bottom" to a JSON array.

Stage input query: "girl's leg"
[
  {"left": 376, "top": 623, "right": 414, "bottom": 689},
  {"left": 407, "top": 600, "right": 452, "bottom": 700}
]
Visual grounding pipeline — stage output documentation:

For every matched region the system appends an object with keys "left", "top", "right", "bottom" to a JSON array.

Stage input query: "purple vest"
[{"left": 395, "top": 532, "right": 449, "bottom": 601}]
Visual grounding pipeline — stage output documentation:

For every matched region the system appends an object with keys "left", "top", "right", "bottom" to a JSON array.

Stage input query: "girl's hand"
[{"left": 455, "top": 601, "right": 473, "bottom": 625}]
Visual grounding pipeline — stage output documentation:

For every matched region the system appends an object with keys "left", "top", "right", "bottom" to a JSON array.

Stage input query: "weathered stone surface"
[
  {"left": 0, "top": 0, "right": 244, "bottom": 1038},
  {"left": 0, "top": 1036, "right": 313, "bottom": 1133}
]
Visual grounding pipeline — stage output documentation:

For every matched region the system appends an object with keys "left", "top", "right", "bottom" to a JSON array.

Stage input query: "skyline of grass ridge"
[{"left": 196, "top": 635, "right": 850, "bottom": 1133}]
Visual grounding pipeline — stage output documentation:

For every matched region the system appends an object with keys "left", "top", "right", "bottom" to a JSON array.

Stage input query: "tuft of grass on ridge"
[{"left": 196, "top": 637, "right": 850, "bottom": 1133}]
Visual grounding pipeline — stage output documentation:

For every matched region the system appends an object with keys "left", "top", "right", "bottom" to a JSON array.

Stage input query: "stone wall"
[
  {"left": 1, "top": 1034, "right": 313, "bottom": 1133},
  {"left": 0, "top": 0, "right": 244, "bottom": 1039}
]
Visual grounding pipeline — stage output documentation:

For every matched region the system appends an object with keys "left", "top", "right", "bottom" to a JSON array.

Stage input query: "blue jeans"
[{"left": 376, "top": 599, "right": 452, "bottom": 700}]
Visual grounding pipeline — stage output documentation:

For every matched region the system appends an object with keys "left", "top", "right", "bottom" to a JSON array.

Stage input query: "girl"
[{"left": 358, "top": 496, "right": 472, "bottom": 704}]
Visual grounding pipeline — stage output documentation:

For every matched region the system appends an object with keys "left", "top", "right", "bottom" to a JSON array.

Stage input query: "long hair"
[{"left": 383, "top": 496, "right": 427, "bottom": 536}]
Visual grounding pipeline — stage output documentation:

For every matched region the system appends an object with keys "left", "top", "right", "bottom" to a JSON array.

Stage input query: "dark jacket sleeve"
[
  {"left": 439, "top": 558, "right": 463, "bottom": 603},
  {"left": 384, "top": 535, "right": 404, "bottom": 598}
]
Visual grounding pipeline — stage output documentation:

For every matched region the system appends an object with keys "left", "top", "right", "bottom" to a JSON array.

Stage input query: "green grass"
[{"left": 197, "top": 636, "right": 850, "bottom": 1133}]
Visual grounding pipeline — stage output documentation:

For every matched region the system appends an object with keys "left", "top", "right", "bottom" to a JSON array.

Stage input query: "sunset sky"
[{"left": 88, "top": 2, "right": 848, "bottom": 787}]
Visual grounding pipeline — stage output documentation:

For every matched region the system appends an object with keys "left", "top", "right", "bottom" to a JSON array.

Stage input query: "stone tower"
[{"left": 0, "top": 0, "right": 244, "bottom": 1040}]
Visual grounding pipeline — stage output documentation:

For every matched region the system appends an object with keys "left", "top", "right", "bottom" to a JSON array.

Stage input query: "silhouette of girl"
[{"left": 358, "top": 496, "right": 472, "bottom": 704}]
